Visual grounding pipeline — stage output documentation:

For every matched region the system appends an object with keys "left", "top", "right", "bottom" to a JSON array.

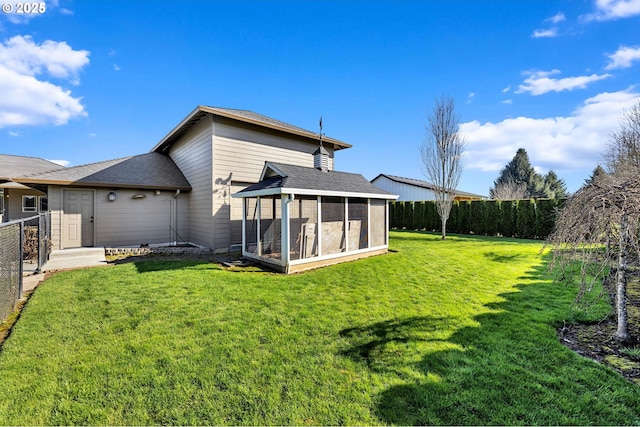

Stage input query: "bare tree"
[
  {"left": 490, "top": 179, "right": 527, "bottom": 200},
  {"left": 548, "top": 174, "right": 640, "bottom": 340},
  {"left": 605, "top": 101, "right": 640, "bottom": 174},
  {"left": 548, "top": 102, "right": 640, "bottom": 341},
  {"left": 421, "top": 95, "right": 467, "bottom": 239}
]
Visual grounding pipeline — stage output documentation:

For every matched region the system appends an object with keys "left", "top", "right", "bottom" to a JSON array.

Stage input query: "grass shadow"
[
  {"left": 340, "top": 260, "right": 640, "bottom": 425},
  {"left": 131, "top": 259, "right": 217, "bottom": 273},
  {"left": 483, "top": 251, "right": 523, "bottom": 263},
  {"left": 339, "top": 316, "right": 449, "bottom": 373}
]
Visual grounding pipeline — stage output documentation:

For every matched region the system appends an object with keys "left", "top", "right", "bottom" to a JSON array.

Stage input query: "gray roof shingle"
[
  {"left": 0, "top": 154, "right": 64, "bottom": 181},
  {"left": 236, "top": 162, "right": 396, "bottom": 199},
  {"left": 15, "top": 152, "right": 191, "bottom": 190}
]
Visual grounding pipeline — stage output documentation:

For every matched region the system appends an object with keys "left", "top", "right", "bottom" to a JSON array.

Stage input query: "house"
[
  {"left": 10, "top": 106, "right": 397, "bottom": 270},
  {"left": 371, "top": 174, "right": 486, "bottom": 202},
  {"left": 0, "top": 154, "right": 63, "bottom": 223}
]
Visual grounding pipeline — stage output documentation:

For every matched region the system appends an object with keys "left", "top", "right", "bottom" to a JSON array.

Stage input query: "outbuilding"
[{"left": 233, "top": 150, "right": 397, "bottom": 273}]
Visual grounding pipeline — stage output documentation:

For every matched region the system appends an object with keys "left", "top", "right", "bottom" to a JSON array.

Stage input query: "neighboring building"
[
  {"left": 9, "top": 106, "right": 397, "bottom": 270},
  {"left": 371, "top": 174, "right": 486, "bottom": 202},
  {"left": 0, "top": 154, "right": 62, "bottom": 223}
]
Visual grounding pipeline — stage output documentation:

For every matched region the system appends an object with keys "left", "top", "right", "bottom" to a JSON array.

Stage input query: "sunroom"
[{"left": 232, "top": 161, "right": 398, "bottom": 273}]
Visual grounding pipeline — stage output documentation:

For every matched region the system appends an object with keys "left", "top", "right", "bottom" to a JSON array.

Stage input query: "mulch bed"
[{"left": 558, "top": 268, "right": 640, "bottom": 384}]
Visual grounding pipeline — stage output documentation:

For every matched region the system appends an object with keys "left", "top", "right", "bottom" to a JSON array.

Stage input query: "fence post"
[{"left": 19, "top": 220, "right": 24, "bottom": 299}]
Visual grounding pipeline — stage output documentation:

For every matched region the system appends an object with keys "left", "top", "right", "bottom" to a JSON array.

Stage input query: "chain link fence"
[{"left": 0, "top": 212, "right": 51, "bottom": 323}]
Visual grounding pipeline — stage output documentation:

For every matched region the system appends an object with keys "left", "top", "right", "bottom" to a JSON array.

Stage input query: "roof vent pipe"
[{"left": 314, "top": 116, "right": 329, "bottom": 172}]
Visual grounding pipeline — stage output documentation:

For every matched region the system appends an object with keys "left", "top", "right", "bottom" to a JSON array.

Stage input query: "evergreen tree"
[
  {"left": 541, "top": 170, "right": 568, "bottom": 199},
  {"left": 490, "top": 148, "right": 538, "bottom": 198},
  {"left": 583, "top": 165, "right": 607, "bottom": 187},
  {"left": 491, "top": 149, "right": 567, "bottom": 199}
]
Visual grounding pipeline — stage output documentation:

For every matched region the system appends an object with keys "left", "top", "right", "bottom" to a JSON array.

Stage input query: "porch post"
[
  {"left": 317, "top": 196, "right": 322, "bottom": 257},
  {"left": 281, "top": 194, "right": 291, "bottom": 271},
  {"left": 241, "top": 197, "right": 246, "bottom": 256},
  {"left": 344, "top": 197, "right": 349, "bottom": 253},
  {"left": 257, "top": 196, "right": 262, "bottom": 256},
  {"left": 367, "top": 198, "right": 371, "bottom": 249}
]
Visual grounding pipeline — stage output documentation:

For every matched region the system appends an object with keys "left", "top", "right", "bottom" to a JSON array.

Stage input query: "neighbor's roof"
[
  {"left": 0, "top": 154, "right": 64, "bottom": 181},
  {"left": 233, "top": 162, "right": 397, "bottom": 199},
  {"left": 14, "top": 153, "right": 192, "bottom": 191},
  {"left": 372, "top": 174, "right": 486, "bottom": 199},
  {"left": 151, "top": 106, "right": 351, "bottom": 153}
]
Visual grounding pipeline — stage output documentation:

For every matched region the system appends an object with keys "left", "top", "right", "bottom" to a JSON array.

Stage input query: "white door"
[{"left": 62, "top": 190, "right": 94, "bottom": 248}]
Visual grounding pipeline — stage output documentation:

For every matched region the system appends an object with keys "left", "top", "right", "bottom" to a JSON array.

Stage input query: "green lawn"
[{"left": 0, "top": 231, "right": 638, "bottom": 425}]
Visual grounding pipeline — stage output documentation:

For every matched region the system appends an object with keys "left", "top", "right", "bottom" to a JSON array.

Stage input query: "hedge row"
[{"left": 390, "top": 199, "right": 566, "bottom": 240}]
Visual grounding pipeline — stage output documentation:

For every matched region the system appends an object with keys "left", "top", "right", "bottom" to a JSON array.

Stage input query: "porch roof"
[
  {"left": 233, "top": 162, "right": 398, "bottom": 200},
  {"left": 14, "top": 152, "right": 192, "bottom": 191}
]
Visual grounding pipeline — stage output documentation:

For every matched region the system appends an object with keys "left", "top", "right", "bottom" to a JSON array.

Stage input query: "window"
[
  {"left": 39, "top": 196, "right": 48, "bottom": 212},
  {"left": 0, "top": 189, "right": 4, "bottom": 214},
  {"left": 22, "top": 195, "right": 37, "bottom": 212}
]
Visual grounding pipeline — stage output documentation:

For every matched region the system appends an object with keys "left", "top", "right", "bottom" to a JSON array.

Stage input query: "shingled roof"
[
  {"left": 152, "top": 106, "right": 351, "bottom": 154},
  {"left": 0, "top": 154, "right": 64, "bottom": 181},
  {"left": 234, "top": 162, "right": 396, "bottom": 199},
  {"left": 14, "top": 152, "right": 192, "bottom": 191}
]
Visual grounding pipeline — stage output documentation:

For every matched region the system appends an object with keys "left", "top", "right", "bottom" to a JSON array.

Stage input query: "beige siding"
[
  {"left": 212, "top": 118, "right": 335, "bottom": 250},
  {"left": 3, "top": 188, "right": 46, "bottom": 222},
  {"left": 49, "top": 186, "right": 63, "bottom": 250},
  {"left": 94, "top": 189, "right": 188, "bottom": 247},
  {"left": 167, "top": 116, "right": 214, "bottom": 248}
]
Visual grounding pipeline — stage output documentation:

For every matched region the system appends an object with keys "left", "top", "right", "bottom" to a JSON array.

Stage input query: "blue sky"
[{"left": 1, "top": 0, "right": 639, "bottom": 196}]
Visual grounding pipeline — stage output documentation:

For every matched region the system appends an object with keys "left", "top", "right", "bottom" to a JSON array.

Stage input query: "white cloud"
[
  {"left": 114, "top": 63, "right": 121, "bottom": 71},
  {"left": 547, "top": 12, "right": 566, "bottom": 23},
  {"left": 0, "top": 35, "right": 89, "bottom": 84},
  {"left": 47, "top": 159, "right": 70, "bottom": 167},
  {"left": 460, "top": 88, "right": 640, "bottom": 173},
  {"left": 582, "top": 0, "right": 640, "bottom": 21},
  {"left": 502, "top": 99, "right": 513, "bottom": 105},
  {"left": 516, "top": 69, "right": 611, "bottom": 95},
  {"left": 502, "top": 85, "right": 511, "bottom": 93},
  {"left": 0, "top": 35, "right": 89, "bottom": 128},
  {"left": 532, "top": 28, "right": 559, "bottom": 38},
  {"left": 8, "top": 130, "right": 20, "bottom": 136},
  {"left": 606, "top": 45, "right": 640, "bottom": 70},
  {"left": 466, "top": 92, "right": 475, "bottom": 104}
]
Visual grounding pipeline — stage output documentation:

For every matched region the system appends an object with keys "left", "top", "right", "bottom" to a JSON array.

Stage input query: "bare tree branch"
[
  {"left": 490, "top": 179, "right": 527, "bottom": 200},
  {"left": 420, "top": 95, "right": 467, "bottom": 239}
]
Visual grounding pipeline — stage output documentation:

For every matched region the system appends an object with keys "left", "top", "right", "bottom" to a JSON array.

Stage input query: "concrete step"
[
  {"left": 43, "top": 247, "right": 107, "bottom": 271},
  {"left": 48, "top": 247, "right": 106, "bottom": 260}
]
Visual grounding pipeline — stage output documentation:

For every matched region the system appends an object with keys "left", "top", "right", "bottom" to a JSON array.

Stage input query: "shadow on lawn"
[
  {"left": 339, "top": 261, "right": 640, "bottom": 425},
  {"left": 127, "top": 259, "right": 217, "bottom": 274}
]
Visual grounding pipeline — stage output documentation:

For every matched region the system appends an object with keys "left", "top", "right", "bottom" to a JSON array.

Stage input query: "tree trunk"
[
  {"left": 441, "top": 219, "right": 446, "bottom": 240},
  {"left": 616, "top": 211, "right": 630, "bottom": 340}
]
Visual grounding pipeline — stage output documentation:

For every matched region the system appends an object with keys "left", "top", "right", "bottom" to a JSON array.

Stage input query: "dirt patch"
[{"left": 558, "top": 268, "right": 640, "bottom": 384}]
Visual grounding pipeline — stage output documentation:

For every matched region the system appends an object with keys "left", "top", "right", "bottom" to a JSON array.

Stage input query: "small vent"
[{"left": 313, "top": 146, "right": 330, "bottom": 172}]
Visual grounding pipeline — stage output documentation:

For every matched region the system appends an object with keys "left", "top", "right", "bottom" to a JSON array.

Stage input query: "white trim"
[
  {"left": 344, "top": 197, "right": 349, "bottom": 253},
  {"left": 367, "top": 198, "right": 371, "bottom": 249},
  {"left": 233, "top": 187, "right": 397, "bottom": 200},
  {"left": 22, "top": 195, "right": 37, "bottom": 212},
  {"left": 281, "top": 195, "right": 290, "bottom": 268},
  {"left": 317, "top": 195, "right": 322, "bottom": 257},
  {"left": 289, "top": 245, "right": 388, "bottom": 267},
  {"left": 257, "top": 196, "right": 262, "bottom": 256}
]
